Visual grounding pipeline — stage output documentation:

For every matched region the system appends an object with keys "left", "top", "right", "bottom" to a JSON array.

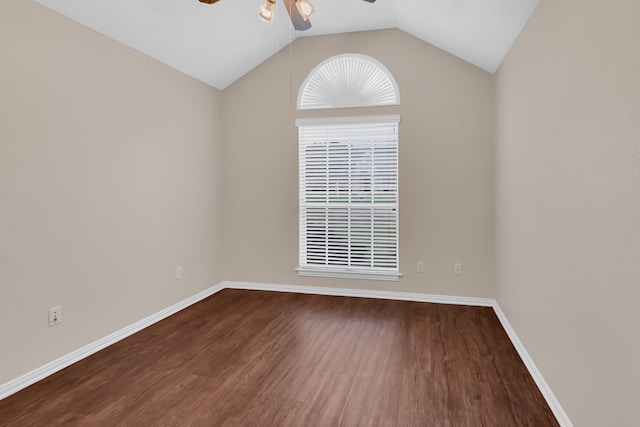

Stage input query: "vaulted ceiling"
[{"left": 34, "top": 0, "right": 539, "bottom": 90}]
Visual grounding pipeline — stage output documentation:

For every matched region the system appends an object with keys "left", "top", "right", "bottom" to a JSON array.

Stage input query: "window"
[
  {"left": 296, "top": 115, "right": 400, "bottom": 281},
  {"left": 298, "top": 54, "right": 400, "bottom": 110}
]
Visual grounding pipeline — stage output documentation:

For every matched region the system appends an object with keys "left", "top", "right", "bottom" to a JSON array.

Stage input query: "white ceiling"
[{"left": 34, "top": 0, "right": 539, "bottom": 90}]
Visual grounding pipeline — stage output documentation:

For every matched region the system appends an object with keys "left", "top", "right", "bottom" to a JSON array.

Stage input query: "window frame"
[{"left": 296, "top": 115, "right": 401, "bottom": 281}]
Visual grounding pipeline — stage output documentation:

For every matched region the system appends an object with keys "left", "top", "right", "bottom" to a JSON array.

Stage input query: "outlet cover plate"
[{"left": 48, "top": 306, "right": 62, "bottom": 327}]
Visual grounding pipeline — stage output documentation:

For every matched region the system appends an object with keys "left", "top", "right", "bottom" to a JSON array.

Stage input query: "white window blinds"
[{"left": 297, "top": 115, "right": 400, "bottom": 281}]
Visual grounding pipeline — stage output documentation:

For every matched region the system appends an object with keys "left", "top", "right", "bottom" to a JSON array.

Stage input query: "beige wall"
[
  {"left": 222, "top": 29, "right": 496, "bottom": 297},
  {"left": 496, "top": 0, "right": 640, "bottom": 425},
  {"left": 0, "top": 1, "right": 224, "bottom": 384}
]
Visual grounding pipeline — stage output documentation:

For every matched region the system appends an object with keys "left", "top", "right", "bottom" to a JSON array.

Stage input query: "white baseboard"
[
  {"left": 492, "top": 304, "right": 573, "bottom": 427},
  {"left": 0, "top": 283, "right": 225, "bottom": 401},
  {"left": 0, "top": 280, "right": 572, "bottom": 427},
  {"left": 221, "top": 280, "right": 495, "bottom": 307}
]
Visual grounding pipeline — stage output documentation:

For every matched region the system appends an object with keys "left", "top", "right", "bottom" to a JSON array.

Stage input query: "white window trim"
[
  {"left": 296, "top": 115, "right": 401, "bottom": 127},
  {"left": 296, "top": 114, "right": 401, "bottom": 281},
  {"left": 296, "top": 267, "right": 402, "bottom": 281}
]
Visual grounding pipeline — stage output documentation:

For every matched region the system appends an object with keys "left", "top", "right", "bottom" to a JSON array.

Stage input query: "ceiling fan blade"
[
  {"left": 283, "top": 0, "right": 312, "bottom": 31},
  {"left": 198, "top": 0, "right": 221, "bottom": 4}
]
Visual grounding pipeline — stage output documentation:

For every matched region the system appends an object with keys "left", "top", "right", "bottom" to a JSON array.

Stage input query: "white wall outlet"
[
  {"left": 48, "top": 306, "right": 62, "bottom": 327},
  {"left": 176, "top": 266, "right": 183, "bottom": 280},
  {"left": 454, "top": 263, "right": 463, "bottom": 275},
  {"left": 417, "top": 261, "right": 425, "bottom": 273}
]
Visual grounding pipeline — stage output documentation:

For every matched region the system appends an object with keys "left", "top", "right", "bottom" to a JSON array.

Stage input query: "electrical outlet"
[
  {"left": 48, "top": 306, "right": 62, "bottom": 327},
  {"left": 176, "top": 266, "right": 183, "bottom": 280},
  {"left": 417, "top": 261, "right": 424, "bottom": 273},
  {"left": 454, "top": 263, "right": 462, "bottom": 275}
]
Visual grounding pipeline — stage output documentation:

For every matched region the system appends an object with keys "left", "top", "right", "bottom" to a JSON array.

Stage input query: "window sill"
[{"left": 296, "top": 267, "right": 401, "bottom": 282}]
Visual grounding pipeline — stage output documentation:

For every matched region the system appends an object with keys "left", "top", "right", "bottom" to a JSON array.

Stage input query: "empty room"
[{"left": 1, "top": 0, "right": 638, "bottom": 426}]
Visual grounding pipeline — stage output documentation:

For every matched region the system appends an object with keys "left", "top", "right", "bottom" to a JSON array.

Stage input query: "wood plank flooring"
[{"left": 0, "top": 289, "right": 559, "bottom": 426}]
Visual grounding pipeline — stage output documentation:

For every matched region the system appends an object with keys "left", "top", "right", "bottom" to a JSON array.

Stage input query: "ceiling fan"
[{"left": 198, "top": 0, "right": 376, "bottom": 32}]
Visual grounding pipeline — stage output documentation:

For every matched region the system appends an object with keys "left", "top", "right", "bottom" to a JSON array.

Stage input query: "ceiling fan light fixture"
[
  {"left": 258, "top": 0, "right": 276, "bottom": 22},
  {"left": 295, "top": 0, "right": 315, "bottom": 21}
]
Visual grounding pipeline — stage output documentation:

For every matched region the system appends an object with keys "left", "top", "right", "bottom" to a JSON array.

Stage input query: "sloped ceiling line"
[{"left": 34, "top": 0, "right": 539, "bottom": 90}]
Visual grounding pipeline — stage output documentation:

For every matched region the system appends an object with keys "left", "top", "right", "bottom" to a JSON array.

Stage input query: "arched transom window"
[{"left": 298, "top": 53, "right": 401, "bottom": 110}]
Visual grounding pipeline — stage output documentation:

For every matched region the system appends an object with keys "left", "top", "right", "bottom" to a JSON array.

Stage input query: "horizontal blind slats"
[{"left": 299, "top": 119, "right": 399, "bottom": 273}]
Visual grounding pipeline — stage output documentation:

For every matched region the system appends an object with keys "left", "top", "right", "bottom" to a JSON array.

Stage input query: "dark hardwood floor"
[{"left": 0, "top": 289, "right": 558, "bottom": 426}]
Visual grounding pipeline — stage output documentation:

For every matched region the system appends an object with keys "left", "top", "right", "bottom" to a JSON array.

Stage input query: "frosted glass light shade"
[
  {"left": 298, "top": 54, "right": 400, "bottom": 110},
  {"left": 295, "top": 0, "right": 315, "bottom": 21},
  {"left": 258, "top": 0, "right": 276, "bottom": 22}
]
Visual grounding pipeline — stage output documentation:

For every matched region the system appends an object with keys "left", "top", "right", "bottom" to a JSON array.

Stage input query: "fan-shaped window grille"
[{"left": 298, "top": 54, "right": 400, "bottom": 110}]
